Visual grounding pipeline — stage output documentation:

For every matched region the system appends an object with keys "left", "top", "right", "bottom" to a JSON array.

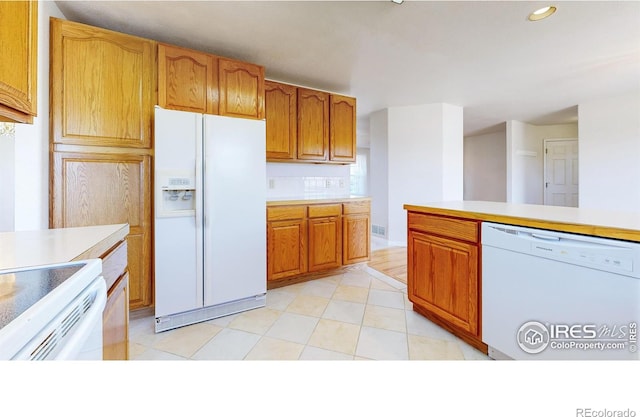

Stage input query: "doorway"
[{"left": 543, "top": 139, "right": 578, "bottom": 207}]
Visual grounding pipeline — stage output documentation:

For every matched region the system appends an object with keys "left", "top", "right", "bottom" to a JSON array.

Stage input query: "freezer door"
[
  {"left": 154, "top": 107, "right": 204, "bottom": 317},
  {"left": 203, "top": 114, "right": 267, "bottom": 306}
]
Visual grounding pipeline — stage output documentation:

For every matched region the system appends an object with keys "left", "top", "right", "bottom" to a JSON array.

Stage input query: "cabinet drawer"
[
  {"left": 408, "top": 212, "right": 478, "bottom": 243},
  {"left": 267, "top": 205, "right": 306, "bottom": 221},
  {"left": 101, "top": 240, "right": 128, "bottom": 291},
  {"left": 308, "top": 204, "right": 341, "bottom": 218},
  {"left": 342, "top": 201, "right": 370, "bottom": 215}
]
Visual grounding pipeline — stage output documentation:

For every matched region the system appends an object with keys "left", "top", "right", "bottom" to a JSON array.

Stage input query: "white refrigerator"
[{"left": 153, "top": 106, "right": 266, "bottom": 333}]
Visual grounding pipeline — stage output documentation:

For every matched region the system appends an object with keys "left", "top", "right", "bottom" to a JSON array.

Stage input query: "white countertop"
[
  {"left": 267, "top": 195, "right": 370, "bottom": 206},
  {"left": 0, "top": 224, "right": 129, "bottom": 271},
  {"left": 404, "top": 201, "right": 640, "bottom": 241}
]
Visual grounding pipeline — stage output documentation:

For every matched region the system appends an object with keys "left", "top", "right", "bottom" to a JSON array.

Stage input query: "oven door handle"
[
  {"left": 14, "top": 277, "right": 107, "bottom": 360},
  {"left": 55, "top": 277, "right": 107, "bottom": 360}
]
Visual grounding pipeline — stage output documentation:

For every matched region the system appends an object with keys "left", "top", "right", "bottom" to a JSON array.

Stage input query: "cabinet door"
[
  {"left": 329, "top": 94, "right": 356, "bottom": 162},
  {"left": 158, "top": 43, "right": 218, "bottom": 114},
  {"left": 218, "top": 58, "right": 264, "bottom": 119},
  {"left": 308, "top": 217, "right": 342, "bottom": 272},
  {"left": 265, "top": 81, "right": 297, "bottom": 160},
  {"left": 0, "top": 0, "right": 37, "bottom": 123},
  {"left": 297, "top": 88, "right": 329, "bottom": 161},
  {"left": 51, "top": 151, "right": 153, "bottom": 310},
  {"left": 342, "top": 214, "right": 371, "bottom": 265},
  {"left": 267, "top": 219, "right": 307, "bottom": 281},
  {"left": 103, "top": 272, "right": 129, "bottom": 360},
  {"left": 408, "top": 230, "right": 479, "bottom": 335},
  {"left": 50, "top": 18, "right": 156, "bottom": 148}
]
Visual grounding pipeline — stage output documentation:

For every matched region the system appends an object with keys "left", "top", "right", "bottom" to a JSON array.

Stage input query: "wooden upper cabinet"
[
  {"left": 158, "top": 43, "right": 218, "bottom": 115},
  {"left": 329, "top": 94, "right": 356, "bottom": 162},
  {"left": 50, "top": 18, "right": 156, "bottom": 148},
  {"left": 0, "top": 0, "right": 37, "bottom": 123},
  {"left": 297, "top": 88, "right": 329, "bottom": 161},
  {"left": 218, "top": 58, "right": 264, "bottom": 120},
  {"left": 265, "top": 81, "right": 297, "bottom": 160}
]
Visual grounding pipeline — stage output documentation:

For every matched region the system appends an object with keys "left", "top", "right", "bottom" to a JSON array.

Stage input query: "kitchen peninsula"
[
  {"left": 0, "top": 224, "right": 130, "bottom": 360},
  {"left": 403, "top": 201, "right": 640, "bottom": 354}
]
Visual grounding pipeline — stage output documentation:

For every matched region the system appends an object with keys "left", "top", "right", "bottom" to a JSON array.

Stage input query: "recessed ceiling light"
[{"left": 528, "top": 5, "right": 557, "bottom": 21}]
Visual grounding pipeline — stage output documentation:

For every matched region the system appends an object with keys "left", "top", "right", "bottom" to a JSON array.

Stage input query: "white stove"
[{"left": 0, "top": 259, "right": 106, "bottom": 360}]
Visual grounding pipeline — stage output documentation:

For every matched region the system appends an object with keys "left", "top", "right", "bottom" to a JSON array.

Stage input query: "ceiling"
[{"left": 54, "top": 0, "right": 640, "bottom": 143}]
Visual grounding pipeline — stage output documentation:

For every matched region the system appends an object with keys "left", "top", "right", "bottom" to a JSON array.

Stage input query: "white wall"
[
  {"left": 369, "top": 109, "right": 388, "bottom": 239},
  {"left": 0, "top": 125, "right": 15, "bottom": 232},
  {"left": 464, "top": 129, "right": 507, "bottom": 202},
  {"left": 12, "top": 1, "right": 66, "bottom": 231},
  {"left": 373, "top": 103, "right": 463, "bottom": 245},
  {"left": 442, "top": 105, "right": 464, "bottom": 200},
  {"left": 579, "top": 92, "right": 640, "bottom": 211},
  {"left": 506, "top": 121, "right": 578, "bottom": 204}
]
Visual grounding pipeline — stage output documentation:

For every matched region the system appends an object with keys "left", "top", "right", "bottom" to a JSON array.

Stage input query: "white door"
[{"left": 544, "top": 139, "right": 578, "bottom": 207}]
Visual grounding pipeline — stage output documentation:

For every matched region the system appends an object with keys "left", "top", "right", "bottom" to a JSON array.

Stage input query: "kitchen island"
[
  {"left": 403, "top": 201, "right": 640, "bottom": 354},
  {"left": 0, "top": 224, "right": 130, "bottom": 360}
]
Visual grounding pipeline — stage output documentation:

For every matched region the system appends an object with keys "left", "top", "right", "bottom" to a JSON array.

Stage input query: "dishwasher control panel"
[
  {"left": 530, "top": 239, "right": 634, "bottom": 272},
  {"left": 482, "top": 223, "right": 640, "bottom": 278}
]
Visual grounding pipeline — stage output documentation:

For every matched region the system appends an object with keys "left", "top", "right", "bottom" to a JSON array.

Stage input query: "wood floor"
[{"left": 367, "top": 246, "right": 408, "bottom": 284}]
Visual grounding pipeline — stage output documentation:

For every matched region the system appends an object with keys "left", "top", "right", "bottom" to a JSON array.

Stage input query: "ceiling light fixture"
[
  {"left": 391, "top": 0, "right": 404, "bottom": 4},
  {"left": 528, "top": 5, "right": 557, "bottom": 21}
]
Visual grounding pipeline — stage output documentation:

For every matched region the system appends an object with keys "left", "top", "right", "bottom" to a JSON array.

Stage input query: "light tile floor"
[{"left": 129, "top": 265, "right": 490, "bottom": 361}]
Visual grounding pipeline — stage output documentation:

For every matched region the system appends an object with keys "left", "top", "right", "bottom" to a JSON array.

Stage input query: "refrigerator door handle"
[{"left": 195, "top": 115, "right": 205, "bottom": 304}]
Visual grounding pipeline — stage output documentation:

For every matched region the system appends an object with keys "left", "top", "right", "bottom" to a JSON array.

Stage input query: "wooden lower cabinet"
[
  {"left": 408, "top": 230, "right": 478, "bottom": 333},
  {"left": 308, "top": 216, "right": 342, "bottom": 272},
  {"left": 342, "top": 214, "right": 370, "bottom": 265},
  {"left": 69, "top": 225, "right": 130, "bottom": 360},
  {"left": 267, "top": 200, "right": 370, "bottom": 286},
  {"left": 406, "top": 211, "right": 485, "bottom": 352},
  {"left": 103, "top": 272, "right": 129, "bottom": 360},
  {"left": 267, "top": 218, "right": 307, "bottom": 281},
  {"left": 96, "top": 237, "right": 129, "bottom": 360}
]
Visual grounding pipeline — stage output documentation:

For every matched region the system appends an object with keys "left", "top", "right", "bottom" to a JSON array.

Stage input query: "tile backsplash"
[{"left": 266, "top": 163, "right": 351, "bottom": 200}]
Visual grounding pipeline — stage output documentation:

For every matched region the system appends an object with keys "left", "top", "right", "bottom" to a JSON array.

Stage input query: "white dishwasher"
[{"left": 482, "top": 222, "right": 640, "bottom": 360}]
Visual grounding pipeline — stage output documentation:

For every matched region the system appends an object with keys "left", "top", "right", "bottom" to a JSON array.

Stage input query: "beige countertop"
[
  {"left": 404, "top": 201, "right": 640, "bottom": 242},
  {"left": 0, "top": 224, "right": 129, "bottom": 271},
  {"left": 267, "top": 195, "right": 371, "bottom": 206}
]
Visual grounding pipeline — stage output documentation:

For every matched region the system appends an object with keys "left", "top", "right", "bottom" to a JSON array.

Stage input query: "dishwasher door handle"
[{"left": 531, "top": 233, "right": 561, "bottom": 241}]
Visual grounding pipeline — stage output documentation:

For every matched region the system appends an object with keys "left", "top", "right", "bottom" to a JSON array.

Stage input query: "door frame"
[{"left": 542, "top": 138, "right": 578, "bottom": 206}]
